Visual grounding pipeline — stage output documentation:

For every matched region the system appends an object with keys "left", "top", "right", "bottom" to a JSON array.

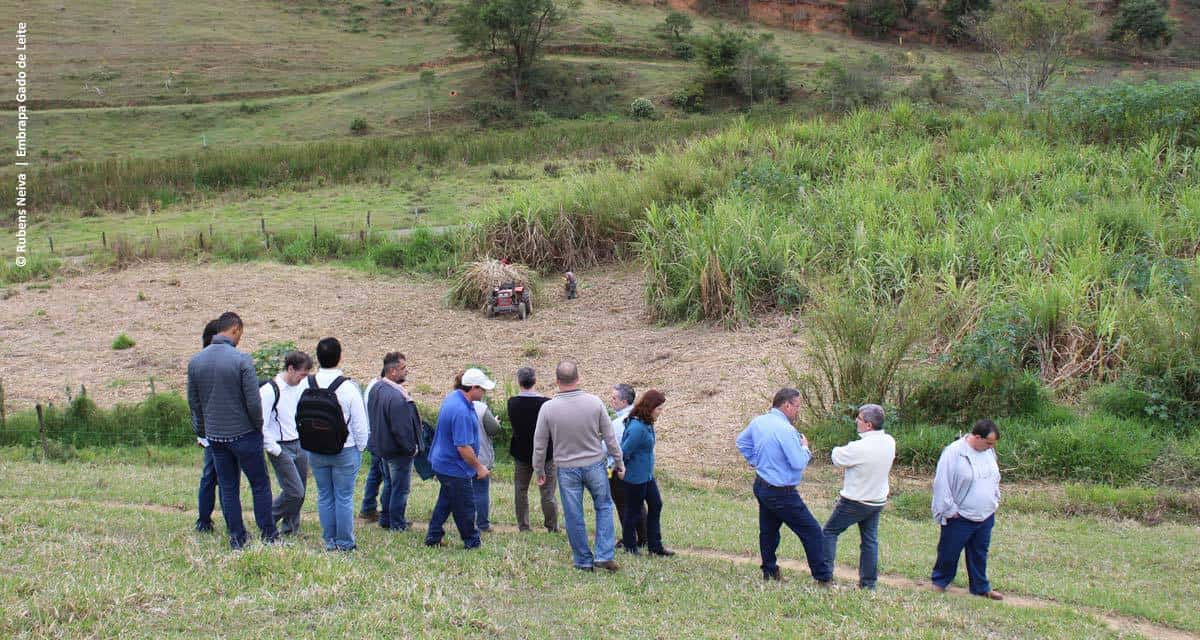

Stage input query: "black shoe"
[
  {"left": 648, "top": 548, "right": 675, "bottom": 557},
  {"left": 194, "top": 522, "right": 214, "bottom": 533},
  {"left": 763, "top": 569, "right": 784, "bottom": 582},
  {"left": 576, "top": 565, "right": 595, "bottom": 572},
  {"left": 623, "top": 546, "right": 641, "bottom": 555}
]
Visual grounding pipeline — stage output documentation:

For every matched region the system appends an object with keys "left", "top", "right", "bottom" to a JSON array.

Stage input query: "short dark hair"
[
  {"left": 517, "top": 367, "right": 537, "bottom": 389},
  {"left": 613, "top": 383, "right": 635, "bottom": 407},
  {"left": 629, "top": 389, "right": 666, "bottom": 424},
  {"left": 771, "top": 388, "right": 801, "bottom": 409},
  {"left": 383, "top": 352, "right": 405, "bottom": 375},
  {"left": 316, "top": 337, "right": 342, "bottom": 368},
  {"left": 971, "top": 418, "right": 1000, "bottom": 440},
  {"left": 284, "top": 351, "right": 313, "bottom": 372},
  {"left": 215, "top": 311, "right": 242, "bottom": 334},
  {"left": 201, "top": 319, "right": 220, "bottom": 348},
  {"left": 556, "top": 360, "right": 579, "bottom": 385}
]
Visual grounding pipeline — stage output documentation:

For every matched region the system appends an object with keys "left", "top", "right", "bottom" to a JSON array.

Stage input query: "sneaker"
[
  {"left": 648, "top": 548, "right": 675, "bottom": 557},
  {"left": 594, "top": 560, "right": 620, "bottom": 572},
  {"left": 981, "top": 591, "right": 1004, "bottom": 601}
]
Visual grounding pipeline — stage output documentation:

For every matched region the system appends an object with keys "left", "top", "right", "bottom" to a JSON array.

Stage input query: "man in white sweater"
[{"left": 821, "top": 404, "right": 896, "bottom": 590}]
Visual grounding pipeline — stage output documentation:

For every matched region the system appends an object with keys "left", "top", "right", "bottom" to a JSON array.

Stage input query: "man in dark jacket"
[
  {"left": 508, "top": 367, "right": 558, "bottom": 532},
  {"left": 186, "top": 311, "right": 277, "bottom": 549},
  {"left": 366, "top": 352, "right": 421, "bottom": 531}
]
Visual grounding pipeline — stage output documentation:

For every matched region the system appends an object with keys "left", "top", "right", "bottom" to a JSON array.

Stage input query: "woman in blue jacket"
[{"left": 619, "top": 389, "right": 674, "bottom": 556}]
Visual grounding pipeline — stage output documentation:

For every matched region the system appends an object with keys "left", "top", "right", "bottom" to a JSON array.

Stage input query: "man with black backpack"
[
  {"left": 298, "top": 337, "right": 369, "bottom": 551},
  {"left": 260, "top": 351, "right": 314, "bottom": 537},
  {"left": 186, "top": 311, "right": 278, "bottom": 550},
  {"left": 366, "top": 352, "right": 422, "bottom": 532}
]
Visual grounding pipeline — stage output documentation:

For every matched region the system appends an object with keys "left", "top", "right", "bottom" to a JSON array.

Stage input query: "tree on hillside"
[
  {"left": 941, "top": 0, "right": 991, "bottom": 40},
  {"left": 1108, "top": 0, "right": 1177, "bottom": 49},
  {"left": 419, "top": 70, "right": 443, "bottom": 129},
  {"left": 452, "top": 0, "right": 580, "bottom": 104},
  {"left": 966, "top": 0, "right": 1090, "bottom": 105},
  {"left": 694, "top": 27, "right": 791, "bottom": 104},
  {"left": 663, "top": 11, "right": 694, "bottom": 40}
]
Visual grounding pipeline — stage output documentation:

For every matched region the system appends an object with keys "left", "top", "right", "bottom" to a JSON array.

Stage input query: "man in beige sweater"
[{"left": 533, "top": 360, "right": 625, "bottom": 572}]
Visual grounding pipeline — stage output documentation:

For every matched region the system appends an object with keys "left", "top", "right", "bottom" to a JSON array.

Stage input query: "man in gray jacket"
[
  {"left": 533, "top": 360, "right": 624, "bottom": 572},
  {"left": 366, "top": 352, "right": 422, "bottom": 532},
  {"left": 186, "top": 311, "right": 278, "bottom": 549}
]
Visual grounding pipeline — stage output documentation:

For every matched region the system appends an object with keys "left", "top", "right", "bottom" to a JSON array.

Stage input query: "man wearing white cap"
[{"left": 424, "top": 367, "right": 495, "bottom": 549}]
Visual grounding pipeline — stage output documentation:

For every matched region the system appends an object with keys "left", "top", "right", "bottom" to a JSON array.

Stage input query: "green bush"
[
  {"left": 941, "top": 0, "right": 991, "bottom": 39},
  {"left": 694, "top": 27, "right": 791, "bottom": 102},
  {"left": 814, "top": 59, "right": 887, "bottom": 112},
  {"left": 0, "top": 391, "right": 194, "bottom": 448},
  {"left": 907, "top": 368, "right": 1044, "bottom": 425},
  {"left": 1108, "top": 0, "right": 1176, "bottom": 49},
  {"left": 845, "top": 0, "right": 903, "bottom": 37},
  {"left": 350, "top": 117, "right": 368, "bottom": 135},
  {"left": 252, "top": 341, "right": 298, "bottom": 380},
  {"left": 670, "top": 82, "right": 705, "bottom": 112},
  {"left": 1005, "top": 415, "right": 1161, "bottom": 484},
  {"left": 671, "top": 40, "right": 696, "bottom": 60},
  {"left": 111, "top": 333, "right": 136, "bottom": 350},
  {"left": 629, "top": 98, "right": 657, "bottom": 120},
  {"left": 0, "top": 255, "right": 60, "bottom": 285}
]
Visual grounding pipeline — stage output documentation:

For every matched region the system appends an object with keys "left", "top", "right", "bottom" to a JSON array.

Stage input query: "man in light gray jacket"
[
  {"left": 533, "top": 360, "right": 624, "bottom": 572},
  {"left": 187, "top": 311, "right": 277, "bottom": 549},
  {"left": 930, "top": 419, "right": 1003, "bottom": 601}
]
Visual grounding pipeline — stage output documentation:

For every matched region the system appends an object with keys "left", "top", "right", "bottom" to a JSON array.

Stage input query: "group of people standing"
[{"left": 188, "top": 311, "right": 1004, "bottom": 596}]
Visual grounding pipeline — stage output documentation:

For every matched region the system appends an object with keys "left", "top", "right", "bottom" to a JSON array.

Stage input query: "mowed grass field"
[{"left": 1, "top": 453, "right": 1198, "bottom": 638}]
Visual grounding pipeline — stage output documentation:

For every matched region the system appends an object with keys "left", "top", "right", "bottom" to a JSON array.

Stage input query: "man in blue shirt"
[
  {"left": 736, "top": 388, "right": 831, "bottom": 584},
  {"left": 424, "top": 368, "right": 495, "bottom": 549}
]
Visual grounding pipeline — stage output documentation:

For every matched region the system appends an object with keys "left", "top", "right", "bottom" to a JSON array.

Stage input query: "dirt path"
[
  {"left": 0, "top": 261, "right": 804, "bottom": 481},
  {"left": 13, "top": 495, "right": 1197, "bottom": 640}
]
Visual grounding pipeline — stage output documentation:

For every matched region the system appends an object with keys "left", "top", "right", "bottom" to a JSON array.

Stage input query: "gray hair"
[
  {"left": 516, "top": 366, "right": 537, "bottom": 389},
  {"left": 771, "top": 388, "right": 801, "bottom": 408},
  {"left": 556, "top": 360, "right": 579, "bottom": 385},
  {"left": 613, "top": 383, "right": 635, "bottom": 407},
  {"left": 857, "top": 404, "right": 885, "bottom": 430}
]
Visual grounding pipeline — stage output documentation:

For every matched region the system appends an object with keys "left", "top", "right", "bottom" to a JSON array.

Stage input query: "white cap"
[{"left": 461, "top": 368, "right": 496, "bottom": 390}]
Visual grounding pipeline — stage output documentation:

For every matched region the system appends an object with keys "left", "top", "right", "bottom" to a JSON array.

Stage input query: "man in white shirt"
[
  {"left": 607, "top": 383, "right": 644, "bottom": 549},
  {"left": 820, "top": 404, "right": 896, "bottom": 590},
  {"left": 306, "top": 337, "right": 370, "bottom": 551},
  {"left": 930, "top": 419, "right": 1003, "bottom": 601},
  {"left": 260, "top": 351, "right": 313, "bottom": 537}
]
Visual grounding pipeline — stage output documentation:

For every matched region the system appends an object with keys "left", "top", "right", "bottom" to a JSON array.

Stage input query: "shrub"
[
  {"left": 670, "top": 82, "right": 705, "bottom": 112},
  {"left": 694, "top": 27, "right": 791, "bottom": 102},
  {"left": 0, "top": 255, "right": 60, "bottom": 285},
  {"left": 907, "top": 368, "right": 1045, "bottom": 425},
  {"left": 111, "top": 333, "right": 136, "bottom": 350},
  {"left": 814, "top": 59, "right": 887, "bottom": 112},
  {"left": 941, "top": 0, "right": 991, "bottom": 39},
  {"left": 671, "top": 40, "right": 695, "bottom": 60},
  {"left": 252, "top": 341, "right": 298, "bottom": 380},
  {"left": 1108, "top": 0, "right": 1176, "bottom": 49},
  {"left": 845, "top": 0, "right": 903, "bottom": 37},
  {"left": 903, "top": 67, "right": 964, "bottom": 105},
  {"left": 629, "top": 98, "right": 657, "bottom": 120},
  {"left": 350, "top": 117, "right": 369, "bottom": 135},
  {"left": 1005, "top": 414, "right": 1161, "bottom": 484}
]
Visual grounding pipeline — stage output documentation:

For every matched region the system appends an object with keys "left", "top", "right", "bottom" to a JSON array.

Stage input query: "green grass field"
[{"left": 2, "top": 453, "right": 1197, "bottom": 638}]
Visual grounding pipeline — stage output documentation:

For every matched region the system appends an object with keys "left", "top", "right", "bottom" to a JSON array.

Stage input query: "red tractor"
[{"left": 485, "top": 283, "right": 532, "bottom": 320}]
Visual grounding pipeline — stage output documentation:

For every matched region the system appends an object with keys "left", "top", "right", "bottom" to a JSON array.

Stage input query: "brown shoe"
[
  {"left": 358, "top": 511, "right": 379, "bottom": 522},
  {"left": 982, "top": 591, "right": 1004, "bottom": 601},
  {"left": 930, "top": 584, "right": 947, "bottom": 593},
  {"left": 763, "top": 569, "right": 785, "bottom": 582},
  {"left": 594, "top": 560, "right": 620, "bottom": 572}
]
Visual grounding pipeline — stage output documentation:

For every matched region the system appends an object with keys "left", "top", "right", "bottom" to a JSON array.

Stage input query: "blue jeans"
[
  {"left": 622, "top": 478, "right": 664, "bottom": 553},
  {"left": 932, "top": 514, "right": 995, "bottom": 595},
  {"left": 209, "top": 432, "right": 277, "bottom": 549},
  {"left": 196, "top": 445, "right": 219, "bottom": 530},
  {"left": 309, "top": 447, "right": 362, "bottom": 550},
  {"left": 360, "top": 454, "right": 385, "bottom": 515},
  {"left": 425, "top": 473, "right": 480, "bottom": 549},
  {"left": 380, "top": 456, "right": 414, "bottom": 531},
  {"left": 558, "top": 461, "right": 616, "bottom": 568},
  {"left": 822, "top": 497, "right": 884, "bottom": 589},
  {"left": 752, "top": 477, "right": 831, "bottom": 581},
  {"left": 473, "top": 475, "right": 491, "bottom": 531}
]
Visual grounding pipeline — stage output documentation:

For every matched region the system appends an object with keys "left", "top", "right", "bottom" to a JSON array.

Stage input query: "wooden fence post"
[
  {"left": 48, "top": 237, "right": 53, "bottom": 253},
  {"left": 36, "top": 403, "right": 47, "bottom": 462},
  {"left": 101, "top": 231, "right": 107, "bottom": 248},
  {"left": 260, "top": 218, "right": 267, "bottom": 236},
  {"left": 0, "top": 378, "right": 6, "bottom": 429},
  {"left": 156, "top": 226, "right": 161, "bottom": 241},
  {"left": 366, "top": 211, "right": 372, "bottom": 228}
]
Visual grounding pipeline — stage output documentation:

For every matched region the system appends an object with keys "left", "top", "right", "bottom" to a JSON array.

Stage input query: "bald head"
[{"left": 556, "top": 360, "right": 579, "bottom": 385}]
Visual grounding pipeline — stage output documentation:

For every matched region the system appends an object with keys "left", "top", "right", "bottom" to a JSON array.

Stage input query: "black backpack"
[
  {"left": 296, "top": 375, "right": 350, "bottom": 455},
  {"left": 259, "top": 378, "right": 281, "bottom": 439}
]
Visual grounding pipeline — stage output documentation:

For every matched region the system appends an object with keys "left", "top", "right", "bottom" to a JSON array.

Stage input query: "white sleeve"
[
  {"left": 343, "top": 383, "right": 369, "bottom": 451},
  {"left": 259, "top": 383, "right": 276, "bottom": 446}
]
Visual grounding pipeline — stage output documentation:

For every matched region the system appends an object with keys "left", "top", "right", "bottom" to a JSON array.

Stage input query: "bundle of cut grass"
[{"left": 447, "top": 258, "right": 537, "bottom": 309}]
